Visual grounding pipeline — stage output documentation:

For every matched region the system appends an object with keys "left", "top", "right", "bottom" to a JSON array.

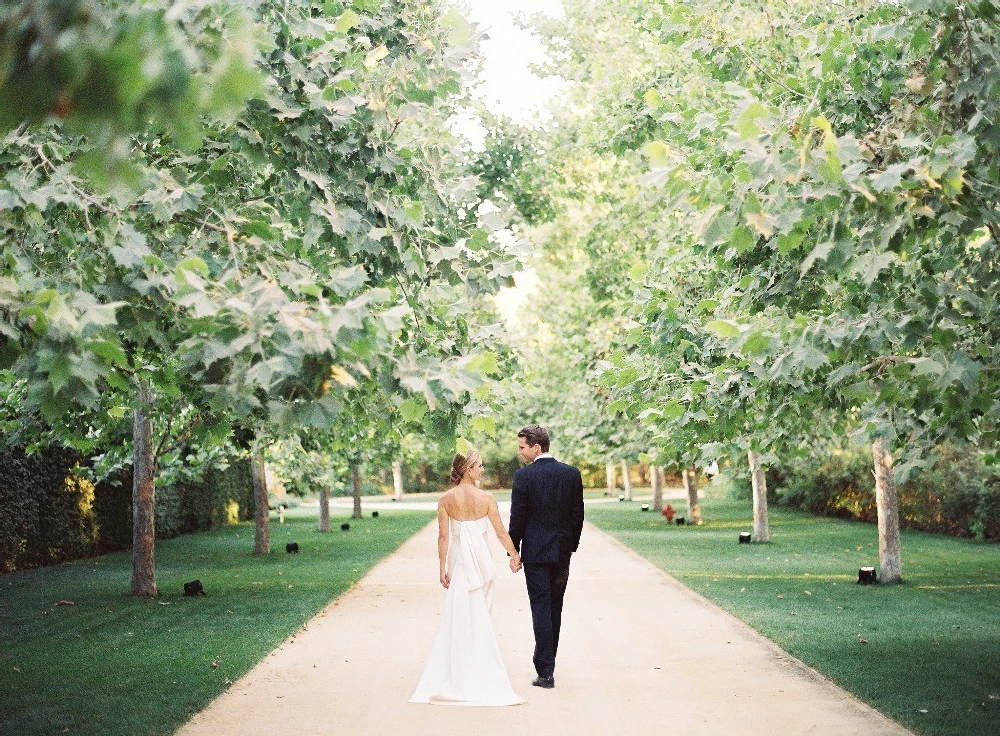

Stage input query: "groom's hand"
[{"left": 509, "top": 557, "right": 522, "bottom": 573}]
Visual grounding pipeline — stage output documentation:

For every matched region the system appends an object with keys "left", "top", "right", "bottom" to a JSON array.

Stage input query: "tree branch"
[{"left": 732, "top": 46, "right": 809, "bottom": 101}]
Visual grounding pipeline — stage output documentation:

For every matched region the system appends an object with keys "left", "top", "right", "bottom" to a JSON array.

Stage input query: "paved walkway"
[{"left": 177, "top": 511, "right": 915, "bottom": 736}]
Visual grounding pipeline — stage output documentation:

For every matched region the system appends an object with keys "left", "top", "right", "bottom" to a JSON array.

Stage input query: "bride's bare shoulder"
[{"left": 438, "top": 487, "right": 461, "bottom": 509}]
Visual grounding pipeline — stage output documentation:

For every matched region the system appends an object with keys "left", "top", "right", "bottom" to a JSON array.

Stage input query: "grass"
[
  {"left": 586, "top": 495, "right": 1000, "bottom": 736},
  {"left": 0, "top": 508, "right": 435, "bottom": 736}
]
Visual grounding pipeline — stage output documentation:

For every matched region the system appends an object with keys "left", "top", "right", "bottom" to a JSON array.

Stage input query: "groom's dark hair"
[{"left": 518, "top": 425, "right": 550, "bottom": 452}]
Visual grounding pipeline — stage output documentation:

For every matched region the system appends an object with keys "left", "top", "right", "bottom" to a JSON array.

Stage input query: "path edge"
[{"left": 585, "top": 521, "right": 918, "bottom": 736}]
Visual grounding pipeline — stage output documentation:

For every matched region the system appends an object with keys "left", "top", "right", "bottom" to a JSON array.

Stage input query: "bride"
[{"left": 409, "top": 449, "right": 526, "bottom": 706}]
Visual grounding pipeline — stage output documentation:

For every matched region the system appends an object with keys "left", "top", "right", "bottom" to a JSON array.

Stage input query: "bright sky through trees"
[
  {"left": 454, "top": 1, "right": 562, "bottom": 324},
  {"left": 463, "top": 0, "right": 565, "bottom": 122}
]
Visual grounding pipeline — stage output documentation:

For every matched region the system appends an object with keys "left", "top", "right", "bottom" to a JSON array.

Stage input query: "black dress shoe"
[{"left": 532, "top": 675, "right": 555, "bottom": 689}]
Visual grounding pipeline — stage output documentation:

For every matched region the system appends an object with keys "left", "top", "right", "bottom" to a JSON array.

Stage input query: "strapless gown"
[{"left": 409, "top": 516, "right": 525, "bottom": 706}]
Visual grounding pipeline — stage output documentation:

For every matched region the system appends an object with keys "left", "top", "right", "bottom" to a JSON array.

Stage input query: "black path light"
[
  {"left": 738, "top": 532, "right": 751, "bottom": 544},
  {"left": 858, "top": 566, "right": 877, "bottom": 584}
]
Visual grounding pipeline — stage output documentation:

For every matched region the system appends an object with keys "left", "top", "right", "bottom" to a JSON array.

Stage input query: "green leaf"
[
  {"left": 470, "top": 414, "right": 497, "bottom": 439},
  {"left": 404, "top": 201, "right": 424, "bottom": 225},
  {"left": 800, "top": 240, "right": 833, "bottom": 276},
  {"left": 706, "top": 320, "right": 741, "bottom": 339},
  {"left": 44, "top": 294, "right": 80, "bottom": 339},
  {"left": 731, "top": 226, "right": 755, "bottom": 253},
  {"left": 641, "top": 141, "right": 671, "bottom": 168},
  {"left": 467, "top": 230, "right": 490, "bottom": 251},
  {"left": 870, "top": 164, "right": 909, "bottom": 192},
  {"left": 41, "top": 351, "right": 72, "bottom": 394},
  {"left": 440, "top": 9, "right": 474, "bottom": 47},
  {"left": 840, "top": 381, "right": 877, "bottom": 404},
  {"left": 661, "top": 401, "right": 686, "bottom": 420},
  {"left": 735, "top": 101, "right": 768, "bottom": 139},
  {"left": 855, "top": 251, "right": 896, "bottom": 285},
  {"left": 335, "top": 9, "right": 361, "bottom": 33},
  {"left": 911, "top": 357, "right": 944, "bottom": 378},
  {"left": 741, "top": 332, "right": 770, "bottom": 356},
  {"left": 89, "top": 339, "right": 129, "bottom": 368},
  {"left": 794, "top": 346, "right": 829, "bottom": 370},
  {"left": 468, "top": 351, "right": 500, "bottom": 377},
  {"left": 176, "top": 257, "right": 210, "bottom": 282},
  {"left": 400, "top": 396, "right": 428, "bottom": 423}
]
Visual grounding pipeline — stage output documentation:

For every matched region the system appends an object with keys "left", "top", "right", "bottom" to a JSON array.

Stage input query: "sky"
[
  {"left": 461, "top": 0, "right": 565, "bottom": 123},
  {"left": 449, "top": 0, "right": 566, "bottom": 146},
  {"left": 450, "top": 0, "right": 565, "bottom": 325}
]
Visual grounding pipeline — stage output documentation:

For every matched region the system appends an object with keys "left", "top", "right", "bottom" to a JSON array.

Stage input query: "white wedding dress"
[{"left": 409, "top": 516, "right": 525, "bottom": 706}]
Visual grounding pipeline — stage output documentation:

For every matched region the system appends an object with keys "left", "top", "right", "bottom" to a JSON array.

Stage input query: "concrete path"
[{"left": 177, "top": 512, "right": 915, "bottom": 736}]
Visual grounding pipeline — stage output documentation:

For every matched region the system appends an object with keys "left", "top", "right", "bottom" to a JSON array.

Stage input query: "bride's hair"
[{"left": 450, "top": 449, "right": 482, "bottom": 485}]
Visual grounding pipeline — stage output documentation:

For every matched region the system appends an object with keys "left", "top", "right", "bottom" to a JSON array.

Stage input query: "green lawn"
[
  {"left": 0, "top": 509, "right": 434, "bottom": 736},
  {"left": 586, "top": 497, "right": 1000, "bottom": 736}
]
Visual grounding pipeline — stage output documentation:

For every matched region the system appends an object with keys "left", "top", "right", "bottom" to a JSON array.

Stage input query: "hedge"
[
  {"left": 1, "top": 447, "right": 255, "bottom": 572},
  {"left": 728, "top": 446, "right": 1000, "bottom": 541},
  {"left": 0, "top": 446, "right": 96, "bottom": 572}
]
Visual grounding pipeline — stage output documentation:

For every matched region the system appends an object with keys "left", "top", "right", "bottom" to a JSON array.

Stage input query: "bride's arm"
[
  {"left": 487, "top": 496, "right": 521, "bottom": 570},
  {"left": 437, "top": 502, "right": 450, "bottom": 588}
]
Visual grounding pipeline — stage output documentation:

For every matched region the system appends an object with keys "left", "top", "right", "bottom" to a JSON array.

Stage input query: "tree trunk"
[
  {"left": 252, "top": 448, "right": 270, "bottom": 555},
  {"left": 621, "top": 460, "right": 632, "bottom": 501},
  {"left": 392, "top": 460, "right": 404, "bottom": 502},
  {"left": 651, "top": 465, "right": 664, "bottom": 512},
  {"left": 318, "top": 485, "right": 330, "bottom": 532},
  {"left": 873, "top": 439, "right": 903, "bottom": 584},
  {"left": 352, "top": 463, "right": 362, "bottom": 519},
  {"left": 683, "top": 465, "right": 703, "bottom": 525},
  {"left": 131, "top": 380, "right": 157, "bottom": 597},
  {"left": 605, "top": 462, "right": 616, "bottom": 496},
  {"left": 748, "top": 450, "right": 770, "bottom": 543}
]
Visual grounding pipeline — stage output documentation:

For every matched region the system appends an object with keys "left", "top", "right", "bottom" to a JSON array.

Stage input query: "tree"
[
  {"left": 0, "top": 0, "right": 519, "bottom": 590},
  {"left": 527, "top": 0, "right": 1000, "bottom": 576}
]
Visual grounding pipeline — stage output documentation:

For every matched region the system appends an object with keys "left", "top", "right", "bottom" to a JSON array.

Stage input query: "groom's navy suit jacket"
[{"left": 509, "top": 457, "right": 585, "bottom": 565}]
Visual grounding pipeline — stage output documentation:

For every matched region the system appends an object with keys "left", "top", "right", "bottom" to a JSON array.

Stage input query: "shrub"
[
  {"left": 92, "top": 467, "right": 133, "bottom": 552},
  {"left": 3, "top": 451, "right": 257, "bottom": 570},
  {"left": 0, "top": 446, "right": 95, "bottom": 571},
  {"left": 772, "top": 445, "right": 1000, "bottom": 540}
]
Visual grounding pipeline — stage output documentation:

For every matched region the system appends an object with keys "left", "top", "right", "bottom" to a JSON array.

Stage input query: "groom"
[{"left": 508, "top": 425, "right": 585, "bottom": 689}]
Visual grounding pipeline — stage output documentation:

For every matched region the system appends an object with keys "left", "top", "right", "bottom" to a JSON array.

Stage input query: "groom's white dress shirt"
[{"left": 533, "top": 453, "right": 553, "bottom": 462}]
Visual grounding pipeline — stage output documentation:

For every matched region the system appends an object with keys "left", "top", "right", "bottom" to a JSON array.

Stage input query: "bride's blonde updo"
[{"left": 450, "top": 449, "right": 482, "bottom": 485}]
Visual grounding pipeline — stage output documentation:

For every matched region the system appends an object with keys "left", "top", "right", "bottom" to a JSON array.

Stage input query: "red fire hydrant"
[{"left": 661, "top": 504, "right": 675, "bottom": 522}]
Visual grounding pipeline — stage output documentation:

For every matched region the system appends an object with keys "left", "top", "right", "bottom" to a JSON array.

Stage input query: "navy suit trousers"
[{"left": 523, "top": 561, "right": 571, "bottom": 678}]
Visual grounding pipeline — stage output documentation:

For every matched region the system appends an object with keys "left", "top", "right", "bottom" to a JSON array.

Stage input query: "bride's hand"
[
  {"left": 509, "top": 554, "right": 522, "bottom": 573},
  {"left": 440, "top": 570, "right": 450, "bottom": 588}
]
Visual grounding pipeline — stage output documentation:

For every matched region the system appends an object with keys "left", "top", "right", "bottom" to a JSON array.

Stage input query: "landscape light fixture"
[
  {"left": 641, "top": 504, "right": 649, "bottom": 511},
  {"left": 738, "top": 532, "right": 751, "bottom": 544},
  {"left": 858, "top": 566, "right": 877, "bottom": 584}
]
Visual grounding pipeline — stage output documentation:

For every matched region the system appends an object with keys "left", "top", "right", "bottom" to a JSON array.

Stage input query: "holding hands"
[{"left": 509, "top": 553, "right": 522, "bottom": 574}]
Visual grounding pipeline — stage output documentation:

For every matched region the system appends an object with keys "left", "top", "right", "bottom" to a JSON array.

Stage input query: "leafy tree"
[{"left": 0, "top": 0, "right": 518, "bottom": 593}]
